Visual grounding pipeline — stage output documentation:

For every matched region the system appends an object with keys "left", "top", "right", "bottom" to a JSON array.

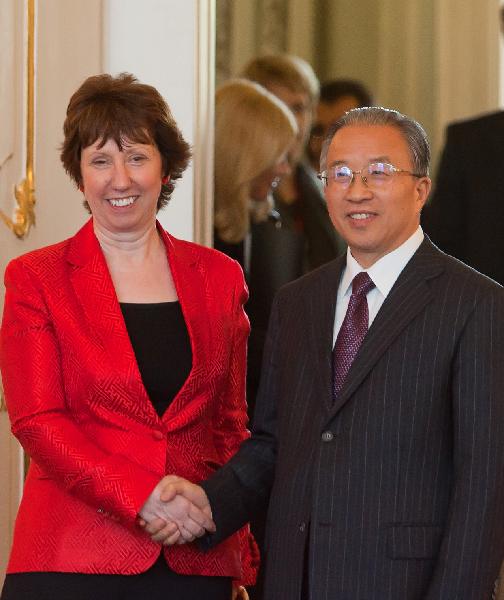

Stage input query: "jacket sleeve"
[
  {"left": 425, "top": 287, "right": 504, "bottom": 598},
  {"left": 210, "top": 261, "right": 260, "bottom": 585},
  {"left": 201, "top": 290, "right": 281, "bottom": 547},
  {"left": 211, "top": 261, "right": 250, "bottom": 464},
  {"left": 0, "top": 259, "right": 160, "bottom": 526}
]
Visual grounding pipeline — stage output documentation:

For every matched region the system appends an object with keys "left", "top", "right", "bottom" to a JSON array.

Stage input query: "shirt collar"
[{"left": 340, "top": 227, "right": 424, "bottom": 298}]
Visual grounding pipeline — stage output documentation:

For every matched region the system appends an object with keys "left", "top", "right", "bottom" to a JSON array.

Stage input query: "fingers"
[
  {"left": 150, "top": 521, "right": 180, "bottom": 544},
  {"left": 163, "top": 529, "right": 182, "bottom": 546},
  {"left": 142, "top": 517, "right": 169, "bottom": 536},
  {"left": 156, "top": 475, "right": 182, "bottom": 503},
  {"left": 187, "top": 503, "right": 216, "bottom": 533},
  {"left": 177, "top": 516, "right": 206, "bottom": 539},
  {"left": 140, "top": 511, "right": 206, "bottom": 543},
  {"left": 178, "top": 524, "right": 197, "bottom": 543},
  {"left": 140, "top": 517, "right": 183, "bottom": 545},
  {"left": 159, "top": 480, "right": 189, "bottom": 503}
]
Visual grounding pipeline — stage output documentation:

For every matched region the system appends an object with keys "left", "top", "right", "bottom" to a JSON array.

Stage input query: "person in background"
[
  {"left": 213, "top": 79, "right": 296, "bottom": 274},
  {"left": 242, "top": 54, "right": 344, "bottom": 272},
  {"left": 422, "top": 109, "right": 504, "bottom": 285},
  {"left": 213, "top": 79, "right": 297, "bottom": 416},
  {"left": 307, "top": 78, "right": 373, "bottom": 173},
  {"left": 145, "top": 107, "right": 504, "bottom": 600},
  {"left": 0, "top": 73, "right": 256, "bottom": 600},
  {"left": 422, "top": 7, "right": 504, "bottom": 287}
]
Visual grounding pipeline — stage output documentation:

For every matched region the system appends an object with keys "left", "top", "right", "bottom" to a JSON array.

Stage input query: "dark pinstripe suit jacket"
[{"left": 203, "top": 237, "right": 504, "bottom": 599}]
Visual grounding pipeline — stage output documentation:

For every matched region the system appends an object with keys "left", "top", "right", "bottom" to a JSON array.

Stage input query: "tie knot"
[{"left": 351, "top": 271, "right": 375, "bottom": 297}]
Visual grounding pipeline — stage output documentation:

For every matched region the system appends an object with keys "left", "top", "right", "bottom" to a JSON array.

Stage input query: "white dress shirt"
[{"left": 333, "top": 227, "right": 424, "bottom": 347}]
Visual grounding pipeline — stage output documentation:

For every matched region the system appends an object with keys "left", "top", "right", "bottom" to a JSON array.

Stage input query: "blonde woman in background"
[
  {"left": 214, "top": 79, "right": 296, "bottom": 259},
  {"left": 214, "top": 78, "right": 297, "bottom": 411}
]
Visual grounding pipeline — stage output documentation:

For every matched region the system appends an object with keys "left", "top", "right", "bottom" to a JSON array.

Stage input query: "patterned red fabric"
[{"left": 0, "top": 218, "right": 258, "bottom": 584}]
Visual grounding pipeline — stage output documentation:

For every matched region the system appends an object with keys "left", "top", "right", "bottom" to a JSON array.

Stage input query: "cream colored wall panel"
[
  {"left": 33, "top": 0, "right": 102, "bottom": 249},
  {"left": 435, "top": 0, "right": 500, "bottom": 143},
  {"left": 376, "top": 0, "right": 437, "bottom": 157},
  {"left": 104, "top": 0, "right": 199, "bottom": 242},
  {"left": 286, "top": 0, "right": 316, "bottom": 66}
]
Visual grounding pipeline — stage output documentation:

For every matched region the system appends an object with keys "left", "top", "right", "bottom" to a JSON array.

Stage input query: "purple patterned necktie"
[{"left": 332, "top": 271, "right": 375, "bottom": 400}]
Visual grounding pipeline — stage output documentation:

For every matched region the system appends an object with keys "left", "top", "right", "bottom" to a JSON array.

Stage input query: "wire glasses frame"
[{"left": 318, "top": 162, "right": 423, "bottom": 189}]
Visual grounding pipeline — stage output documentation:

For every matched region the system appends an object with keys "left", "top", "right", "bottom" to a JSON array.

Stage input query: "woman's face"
[
  {"left": 80, "top": 137, "right": 164, "bottom": 236},
  {"left": 249, "top": 152, "right": 291, "bottom": 202}
]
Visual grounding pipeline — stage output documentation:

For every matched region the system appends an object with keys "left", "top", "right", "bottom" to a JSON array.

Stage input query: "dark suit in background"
[
  {"left": 274, "top": 163, "right": 343, "bottom": 274},
  {"left": 423, "top": 110, "right": 504, "bottom": 284},
  {"left": 203, "top": 238, "right": 504, "bottom": 599},
  {"left": 215, "top": 163, "right": 342, "bottom": 414}
]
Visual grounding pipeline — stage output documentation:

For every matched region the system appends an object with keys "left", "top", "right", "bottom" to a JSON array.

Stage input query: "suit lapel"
[
  {"left": 157, "top": 226, "right": 212, "bottom": 427},
  {"left": 329, "top": 238, "right": 445, "bottom": 417},
  {"left": 67, "top": 219, "right": 159, "bottom": 426},
  {"left": 308, "top": 258, "right": 345, "bottom": 412}
]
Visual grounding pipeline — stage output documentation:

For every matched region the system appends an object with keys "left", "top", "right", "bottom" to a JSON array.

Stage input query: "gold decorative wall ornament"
[{"left": 0, "top": 0, "right": 36, "bottom": 239}]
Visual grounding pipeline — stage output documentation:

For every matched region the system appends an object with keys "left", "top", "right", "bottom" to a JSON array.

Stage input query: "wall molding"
[
  {"left": 193, "top": 0, "right": 215, "bottom": 247},
  {"left": 0, "top": 0, "right": 36, "bottom": 240}
]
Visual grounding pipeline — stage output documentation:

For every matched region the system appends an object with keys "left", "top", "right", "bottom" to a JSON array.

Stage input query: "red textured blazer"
[{"left": 0, "top": 219, "right": 257, "bottom": 583}]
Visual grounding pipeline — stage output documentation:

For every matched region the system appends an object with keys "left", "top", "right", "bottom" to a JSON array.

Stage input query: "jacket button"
[
  {"left": 152, "top": 430, "right": 164, "bottom": 441},
  {"left": 321, "top": 430, "right": 334, "bottom": 442},
  {"left": 299, "top": 521, "right": 306, "bottom": 532}
]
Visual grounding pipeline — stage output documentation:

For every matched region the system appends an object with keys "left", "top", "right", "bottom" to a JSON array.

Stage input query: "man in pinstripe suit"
[{"left": 147, "top": 107, "right": 504, "bottom": 599}]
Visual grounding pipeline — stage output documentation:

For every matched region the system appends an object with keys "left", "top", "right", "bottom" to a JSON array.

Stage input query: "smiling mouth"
[
  {"left": 107, "top": 196, "right": 138, "bottom": 207},
  {"left": 349, "top": 212, "right": 375, "bottom": 220}
]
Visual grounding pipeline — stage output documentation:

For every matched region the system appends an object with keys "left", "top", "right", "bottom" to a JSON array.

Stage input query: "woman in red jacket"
[{"left": 0, "top": 73, "right": 256, "bottom": 599}]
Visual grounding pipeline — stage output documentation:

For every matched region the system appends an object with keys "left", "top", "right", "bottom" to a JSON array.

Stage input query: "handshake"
[{"left": 138, "top": 475, "right": 215, "bottom": 545}]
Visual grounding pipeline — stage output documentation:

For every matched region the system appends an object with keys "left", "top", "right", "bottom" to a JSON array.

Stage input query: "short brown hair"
[{"left": 61, "top": 72, "right": 191, "bottom": 210}]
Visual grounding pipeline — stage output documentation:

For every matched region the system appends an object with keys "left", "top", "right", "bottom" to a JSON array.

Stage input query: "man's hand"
[{"left": 139, "top": 475, "right": 215, "bottom": 545}]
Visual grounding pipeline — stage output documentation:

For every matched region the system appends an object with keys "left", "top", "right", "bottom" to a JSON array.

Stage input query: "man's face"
[
  {"left": 307, "top": 95, "right": 360, "bottom": 168},
  {"left": 265, "top": 82, "right": 312, "bottom": 165},
  {"left": 324, "top": 124, "right": 431, "bottom": 268}
]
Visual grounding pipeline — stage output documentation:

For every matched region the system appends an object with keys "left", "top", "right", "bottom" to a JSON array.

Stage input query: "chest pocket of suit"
[{"left": 386, "top": 524, "right": 443, "bottom": 560}]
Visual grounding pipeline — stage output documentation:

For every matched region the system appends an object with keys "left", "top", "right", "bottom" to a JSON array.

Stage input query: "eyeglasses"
[{"left": 318, "top": 162, "right": 422, "bottom": 189}]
